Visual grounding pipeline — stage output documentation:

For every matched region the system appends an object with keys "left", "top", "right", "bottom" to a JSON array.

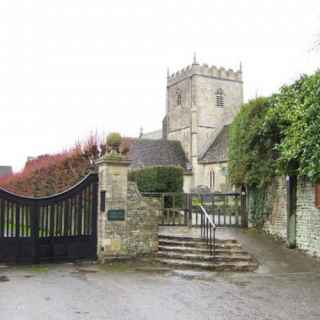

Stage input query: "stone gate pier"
[{"left": 96, "top": 157, "right": 159, "bottom": 262}]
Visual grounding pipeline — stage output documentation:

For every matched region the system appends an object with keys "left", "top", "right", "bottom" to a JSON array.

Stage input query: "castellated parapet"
[{"left": 167, "top": 63, "right": 242, "bottom": 86}]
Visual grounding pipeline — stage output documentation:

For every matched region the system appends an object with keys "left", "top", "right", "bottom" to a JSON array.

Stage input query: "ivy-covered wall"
[
  {"left": 231, "top": 72, "right": 320, "bottom": 187},
  {"left": 296, "top": 180, "right": 320, "bottom": 257},
  {"left": 229, "top": 71, "right": 320, "bottom": 225},
  {"left": 229, "top": 71, "right": 320, "bottom": 257}
]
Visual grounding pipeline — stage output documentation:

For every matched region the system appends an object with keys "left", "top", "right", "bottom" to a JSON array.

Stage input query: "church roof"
[
  {"left": 0, "top": 166, "right": 12, "bottom": 178},
  {"left": 128, "top": 139, "right": 188, "bottom": 170},
  {"left": 140, "top": 129, "right": 162, "bottom": 140},
  {"left": 200, "top": 125, "right": 229, "bottom": 163}
]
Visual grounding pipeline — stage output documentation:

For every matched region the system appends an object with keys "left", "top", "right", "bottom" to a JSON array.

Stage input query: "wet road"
[
  {"left": 1, "top": 228, "right": 320, "bottom": 320},
  {"left": 1, "top": 262, "right": 320, "bottom": 320}
]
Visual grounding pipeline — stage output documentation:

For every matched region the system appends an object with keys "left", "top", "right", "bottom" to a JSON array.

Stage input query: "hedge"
[{"left": 128, "top": 166, "right": 184, "bottom": 193}]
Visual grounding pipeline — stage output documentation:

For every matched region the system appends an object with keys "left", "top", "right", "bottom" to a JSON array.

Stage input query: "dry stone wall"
[
  {"left": 262, "top": 177, "right": 288, "bottom": 240},
  {"left": 296, "top": 180, "right": 320, "bottom": 257},
  {"left": 260, "top": 176, "right": 320, "bottom": 258}
]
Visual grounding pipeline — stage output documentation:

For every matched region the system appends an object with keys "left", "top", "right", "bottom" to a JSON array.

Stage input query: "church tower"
[{"left": 164, "top": 57, "right": 243, "bottom": 187}]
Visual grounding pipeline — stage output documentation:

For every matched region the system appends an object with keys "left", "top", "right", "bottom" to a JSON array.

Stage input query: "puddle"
[
  {"left": 98, "top": 259, "right": 165, "bottom": 273},
  {"left": 230, "top": 280, "right": 250, "bottom": 288},
  {"left": 135, "top": 267, "right": 172, "bottom": 273},
  {"left": 172, "top": 270, "right": 217, "bottom": 281},
  {"left": 77, "top": 267, "right": 99, "bottom": 274}
]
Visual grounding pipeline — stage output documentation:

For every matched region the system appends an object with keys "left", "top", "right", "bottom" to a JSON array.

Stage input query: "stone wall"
[
  {"left": 262, "top": 177, "right": 288, "bottom": 240},
  {"left": 99, "top": 182, "right": 159, "bottom": 259},
  {"left": 260, "top": 176, "right": 320, "bottom": 258},
  {"left": 193, "top": 74, "right": 243, "bottom": 155},
  {"left": 167, "top": 76, "right": 192, "bottom": 160},
  {"left": 97, "top": 157, "right": 159, "bottom": 261},
  {"left": 183, "top": 172, "right": 193, "bottom": 193},
  {"left": 296, "top": 180, "right": 320, "bottom": 257}
]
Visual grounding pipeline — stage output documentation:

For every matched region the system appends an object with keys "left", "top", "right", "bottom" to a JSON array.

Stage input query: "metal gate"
[
  {"left": 0, "top": 173, "right": 98, "bottom": 264},
  {"left": 146, "top": 192, "right": 247, "bottom": 228},
  {"left": 190, "top": 192, "right": 247, "bottom": 227}
]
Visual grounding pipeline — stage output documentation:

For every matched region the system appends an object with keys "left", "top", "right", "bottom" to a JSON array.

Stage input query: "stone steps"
[
  {"left": 157, "top": 251, "right": 254, "bottom": 262},
  {"left": 158, "top": 245, "right": 246, "bottom": 255},
  {"left": 156, "top": 258, "right": 258, "bottom": 272},
  {"left": 158, "top": 235, "right": 239, "bottom": 244},
  {"left": 157, "top": 235, "right": 258, "bottom": 272},
  {"left": 159, "top": 234, "right": 239, "bottom": 243},
  {"left": 159, "top": 239, "right": 242, "bottom": 250}
]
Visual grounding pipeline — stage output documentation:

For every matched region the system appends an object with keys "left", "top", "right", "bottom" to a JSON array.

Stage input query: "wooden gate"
[
  {"left": 0, "top": 173, "right": 98, "bottom": 264},
  {"left": 148, "top": 192, "right": 247, "bottom": 228}
]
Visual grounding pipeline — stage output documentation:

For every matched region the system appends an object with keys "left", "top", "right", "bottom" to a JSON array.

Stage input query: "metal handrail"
[{"left": 199, "top": 205, "right": 216, "bottom": 257}]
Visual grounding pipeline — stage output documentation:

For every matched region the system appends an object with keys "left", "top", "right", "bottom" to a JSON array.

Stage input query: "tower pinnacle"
[
  {"left": 193, "top": 52, "right": 198, "bottom": 65},
  {"left": 139, "top": 126, "right": 143, "bottom": 138}
]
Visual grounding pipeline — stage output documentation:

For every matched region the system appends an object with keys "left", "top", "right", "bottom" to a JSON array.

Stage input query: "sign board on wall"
[{"left": 107, "top": 209, "right": 126, "bottom": 221}]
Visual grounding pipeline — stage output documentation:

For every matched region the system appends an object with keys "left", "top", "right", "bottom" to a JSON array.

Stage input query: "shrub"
[
  {"left": 229, "top": 72, "right": 320, "bottom": 187},
  {"left": 265, "top": 72, "right": 320, "bottom": 182},
  {"left": 128, "top": 166, "right": 184, "bottom": 193},
  {"left": 248, "top": 187, "right": 269, "bottom": 227},
  {"left": 228, "top": 72, "right": 320, "bottom": 225},
  {"left": 0, "top": 134, "right": 135, "bottom": 197},
  {"left": 0, "top": 143, "right": 95, "bottom": 197},
  {"left": 0, "top": 136, "right": 100, "bottom": 197}
]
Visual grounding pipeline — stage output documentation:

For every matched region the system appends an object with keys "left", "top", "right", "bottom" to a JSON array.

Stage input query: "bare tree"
[{"left": 310, "top": 33, "right": 320, "bottom": 52}]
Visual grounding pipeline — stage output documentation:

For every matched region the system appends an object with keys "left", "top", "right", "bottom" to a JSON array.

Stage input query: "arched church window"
[
  {"left": 216, "top": 88, "right": 224, "bottom": 108},
  {"left": 209, "top": 170, "right": 215, "bottom": 190},
  {"left": 177, "top": 93, "right": 182, "bottom": 105}
]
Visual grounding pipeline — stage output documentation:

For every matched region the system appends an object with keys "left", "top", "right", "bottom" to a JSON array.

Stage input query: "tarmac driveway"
[{"left": 1, "top": 228, "right": 320, "bottom": 320}]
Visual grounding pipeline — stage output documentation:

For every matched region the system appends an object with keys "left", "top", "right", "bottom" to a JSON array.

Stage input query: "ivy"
[
  {"left": 229, "top": 71, "right": 320, "bottom": 187},
  {"left": 228, "top": 97, "right": 279, "bottom": 187},
  {"left": 248, "top": 187, "right": 269, "bottom": 227},
  {"left": 229, "top": 72, "right": 320, "bottom": 225},
  {"left": 266, "top": 72, "right": 320, "bottom": 182}
]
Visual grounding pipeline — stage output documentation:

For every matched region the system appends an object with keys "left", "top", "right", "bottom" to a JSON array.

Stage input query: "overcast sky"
[{"left": 1, "top": 0, "right": 319, "bottom": 171}]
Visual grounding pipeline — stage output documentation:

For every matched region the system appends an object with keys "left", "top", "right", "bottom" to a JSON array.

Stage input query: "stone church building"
[{"left": 131, "top": 57, "right": 243, "bottom": 192}]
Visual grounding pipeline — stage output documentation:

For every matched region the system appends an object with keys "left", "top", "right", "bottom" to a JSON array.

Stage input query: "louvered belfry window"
[
  {"left": 177, "top": 93, "right": 182, "bottom": 106},
  {"left": 209, "top": 170, "right": 215, "bottom": 190},
  {"left": 216, "top": 88, "right": 224, "bottom": 107},
  {"left": 315, "top": 183, "right": 320, "bottom": 208}
]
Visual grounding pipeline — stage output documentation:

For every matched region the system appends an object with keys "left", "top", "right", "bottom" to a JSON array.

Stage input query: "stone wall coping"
[{"left": 96, "top": 157, "right": 131, "bottom": 167}]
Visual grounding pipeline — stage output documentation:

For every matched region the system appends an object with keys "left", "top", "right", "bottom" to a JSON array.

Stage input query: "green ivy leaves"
[{"left": 229, "top": 71, "right": 320, "bottom": 187}]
